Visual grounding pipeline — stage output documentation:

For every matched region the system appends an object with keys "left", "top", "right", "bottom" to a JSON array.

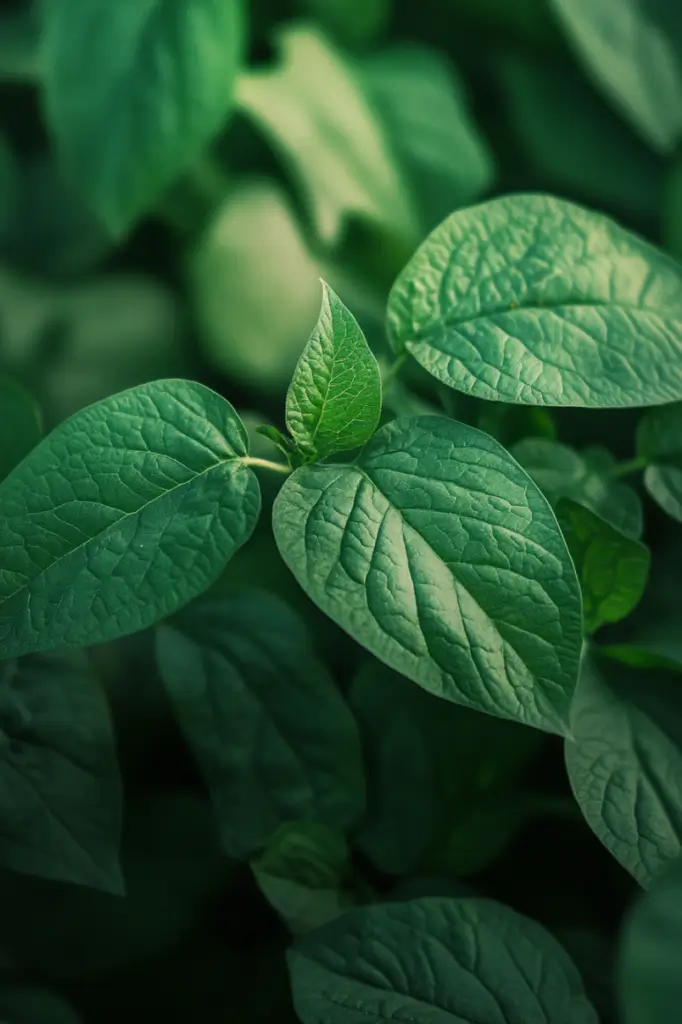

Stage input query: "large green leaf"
[
  {"left": 0, "top": 651, "right": 122, "bottom": 893},
  {"left": 155, "top": 589, "right": 365, "bottom": 859},
  {"left": 350, "top": 659, "right": 540, "bottom": 875},
  {"left": 550, "top": 0, "right": 682, "bottom": 153},
  {"left": 236, "top": 25, "right": 418, "bottom": 246},
  {"left": 0, "top": 376, "right": 41, "bottom": 482},
  {"left": 387, "top": 194, "right": 682, "bottom": 407},
  {"left": 619, "top": 853, "right": 682, "bottom": 1024},
  {"left": 513, "top": 438, "right": 643, "bottom": 537},
  {"left": 286, "top": 282, "right": 382, "bottom": 461},
  {"left": 0, "top": 380, "right": 260, "bottom": 659},
  {"left": 273, "top": 415, "right": 582, "bottom": 735},
  {"left": 556, "top": 499, "right": 650, "bottom": 633},
  {"left": 566, "top": 647, "right": 682, "bottom": 887},
  {"left": 289, "top": 896, "right": 599, "bottom": 1023},
  {"left": 42, "top": 0, "right": 245, "bottom": 234}
]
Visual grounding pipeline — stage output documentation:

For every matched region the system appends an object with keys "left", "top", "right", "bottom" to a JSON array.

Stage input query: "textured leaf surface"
[
  {"left": 350, "top": 659, "right": 540, "bottom": 875},
  {"left": 289, "top": 896, "right": 599, "bottom": 1023},
  {"left": 551, "top": 0, "right": 682, "bottom": 153},
  {"left": 287, "top": 282, "right": 381, "bottom": 460},
  {"left": 556, "top": 499, "right": 649, "bottom": 633},
  {"left": 0, "top": 651, "right": 122, "bottom": 892},
  {"left": 387, "top": 194, "right": 682, "bottom": 407},
  {"left": 42, "top": 0, "right": 245, "bottom": 234},
  {"left": 514, "top": 438, "right": 643, "bottom": 537},
  {"left": 566, "top": 648, "right": 682, "bottom": 887},
  {"left": 619, "top": 853, "right": 682, "bottom": 1024},
  {"left": 0, "top": 376, "right": 41, "bottom": 481},
  {"left": 274, "top": 415, "right": 582, "bottom": 734},
  {"left": 236, "top": 25, "right": 418, "bottom": 245},
  {"left": 0, "top": 380, "right": 260, "bottom": 659},
  {"left": 156, "top": 589, "right": 365, "bottom": 859}
]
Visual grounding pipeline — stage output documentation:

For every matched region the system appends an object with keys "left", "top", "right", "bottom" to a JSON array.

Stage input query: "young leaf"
[
  {"left": 236, "top": 25, "right": 418, "bottom": 246},
  {"left": 251, "top": 821, "right": 353, "bottom": 936},
  {"left": 619, "top": 853, "right": 682, "bottom": 1024},
  {"left": 387, "top": 194, "right": 682, "bottom": 407},
  {"left": 0, "top": 380, "right": 260, "bottom": 659},
  {"left": 286, "top": 282, "right": 382, "bottom": 460},
  {"left": 0, "top": 651, "right": 122, "bottom": 893},
  {"left": 155, "top": 589, "right": 366, "bottom": 859},
  {"left": 0, "top": 376, "right": 41, "bottom": 481},
  {"left": 513, "top": 438, "right": 643, "bottom": 537},
  {"left": 550, "top": 0, "right": 682, "bottom": 153},
  {"left": 273, "top": 414, "right": 583, "bottom": 736},
  {"left": 637, "top": 403, "right": 682, "bottom": 523},
  {"left": 566, "top": 647, "right": 682, "bottom": 887},
  {"left": 350, "top": 660, "right": 540, "bottom": 875},
  {"left": 556, "top": 499, "right": 650, "bottom": 633},
  {"left": 288, "top": 896, "right": 599, "bottom": 1023},
  {"left": 42, "top": 0, "right": 245, "bottom": 235}
]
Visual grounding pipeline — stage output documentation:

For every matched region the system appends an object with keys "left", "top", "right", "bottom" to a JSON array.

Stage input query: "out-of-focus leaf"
[
  {"left": 299, "top": 0, "right": 389, "bottom": 45},
  {"left": 0, "top": 987, "right": 81, "bottom": 1023},
  {"left": 0, "top": 7, "right": 41, "bottom": 82},
  {"left": 0, "top": 376, "right": 42, "bottom": 481}
]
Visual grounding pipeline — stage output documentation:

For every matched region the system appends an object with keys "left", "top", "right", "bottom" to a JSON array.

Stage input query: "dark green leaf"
[
  {"left": 566, "top": 647, "right": 682, "bottom": 887},
  {"left": 513, "top": 438, "right": 643, "bottom": 537},
  {"left": 619, "top": 853, "right": 682, "bottom": 1024},
  {"left": 273, "top": 415, "right": 582, "bottom": 735},
  {"left": 0, "top": 376, "right": 42, "bottom": 482},
  {"left": 286, "top": 282, "right": 382, "bottom": 460},
  {"left": 155, "top": 589, "right": 365, "bottom": 859},
  {"left": 300, "top": 0, "right": 389, "bottom": 45},
  {"left": 388, "top": 194, "right": 682, "bottom": 407},
  {"left": 42, "top": 0, "right": 245, "bottom": 234},
  {"left": 551, "top": 0, "right": 682, "bottom": 153},
  {"left": 0, "top": 135, "right": 17, "bottom": 241},
  {"left": 556, "top": 499, "right": 650, "bottom": 632},
  {"left": 0, "top": 651, "right": 122, "bottom": 893},
  {"left": 252, "top": 821, "right": 353, "bottom": 935},
  {"left": 0, "top": 987, "right": 81, "bottom": 1024},
  {"left": 637, "top": 402, "right": 682, "bottom": 463},
  {"left": 644, "top": 465, "right": 682, "bottom": 523},
  {"left": 288, "top": 896, "right": 599, "bottom": 1023},
  {"left": 0, "top": 380, "right": 260, "bottom": 659}
]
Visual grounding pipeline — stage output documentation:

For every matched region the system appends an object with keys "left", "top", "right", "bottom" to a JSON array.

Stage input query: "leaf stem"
[
  {"left": 610, "top": 456, "right": 648, "bottom": 479},
  {"left": 243, "top": 457, "right": 292, "bottom": 475},
  {"left": 381, "top": 351, "right": 408, "bottom": 389}
]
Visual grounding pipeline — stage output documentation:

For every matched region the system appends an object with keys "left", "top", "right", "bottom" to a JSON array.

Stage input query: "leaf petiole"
[
  {"left": 610, "top": 456, "right": 648, "bottom": 479},
  {"left": 243, "top": 456, "right": 292, "bottom": 475}
]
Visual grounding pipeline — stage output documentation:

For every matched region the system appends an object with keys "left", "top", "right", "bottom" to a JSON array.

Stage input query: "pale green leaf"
[
  {"left": 0, "top": 651, "right": 122, "bottom": 893},
  {"left": 236, "top": 25, "right": 418, "bottom": 246},
  {"left": 556, "top": 499, "right": 650, "bottom": 633},
  {"left": 566, "top": 647, "right": 682, "bottom": 887},
  {"left": 289, "top": 896, "right": 599, "bottom": 1023},
  {"left": 286, "top": 282, "right": 382, "bottom": 460},
  {"left": 273, "top": 414, "right": 582, "bottom": 735},
  {"left": 388, "top": 194, "right": 682, "bottom": 407},
  {"left": 551, "top": 0, "right": 682, "bottom": 153},
  {"left": 0, "top": 376, "right": 42, "bottom": 482},
  {"left": 42, "top": 0, "right": 245, "bottom": 234},
  {"left": 155, "top": 589, "right": 366, "bottom": 859},
  {"left": 0, "top": 380, "right": 260, "bottom": 659}
]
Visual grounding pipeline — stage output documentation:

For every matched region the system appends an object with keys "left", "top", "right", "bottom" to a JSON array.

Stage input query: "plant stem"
[
  {"left": 381, "top": 351, "right": 408, "bottom": 389},
  {"left": 243, "top": 457, "right": 292, "bottom": 475},
  {"left": 610, "top": 455, "right": 648, "bottom": 479}
]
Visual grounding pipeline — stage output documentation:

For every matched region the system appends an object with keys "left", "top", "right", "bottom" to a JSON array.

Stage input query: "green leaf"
[
  {"left": 188, "top": 180, "right": 322, "bottom": 394},
  {"left": 619, "top": 853, "right": 682, "bottom": 1024},
  {"left": 664, "top": 152, "right": 682, "bottom": 260},
  {"left": 362, "top": 45, "right": 495, "bottom": 230},
  {"left": 288, "top": 896, "right": 599, "bottom": 1023},
  {"left": 556, "top": 499, "right": 650, "bottom": 633},
  {"left": 0, "top": 135, "right": 17, "bottom": 241},
  {"left": 301, "top": 0, "right": 389, "bottom": 46},
  {"left": 0, "top": 987, "right": 82, "bottom": 1024},
  {"left": 0, "top": 6, "right": 41, "bottom": 83},
  {"left": 42, "top": 0, "right": 245, "bottom": 235},
  {"left": 273, "top": 414, "right": 582, "bottom": 735},
  {"left": 637, "top": 403, "right": 682, "bottom": 522},
  {"left": 0, "top": 651, "right": 122, "bottom": 893},
  {"left": 513, "top": 438, "right": 643, "bottom": 537},
  {"left": 236, "top": 25, "right": 418, "bottom": 246},
  {"left": 350, "top": 660, "right": 540, "bottom": 875},
  {"left": 155, "top": 589, "right": 365, "bottom": 859},
  {"left": 496, "top": 51, "right": 664, "bottom": 218},
  {"left": 0, "top": 376, "right": 42, "bottom": 482},
  {"left": 286, "top": 282, "right": 382, "bottom": 461},
  {"left": 550, "top": 0, "right": 682, "bottom": 153},
  {"left": 0, "top": 380, "right": 260, "bottom": 659},
  {"left": 566, "top": 647, "right": 682, "bottom": 887},
  {"left": 643, "top": 465, "right": 682, "bottom": 523},
  {"left": 387, "top": 194, "right": 682, "bottom": 407},
  {"left": 252, "top": 821, "right": 353, "bottom": 935}
]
